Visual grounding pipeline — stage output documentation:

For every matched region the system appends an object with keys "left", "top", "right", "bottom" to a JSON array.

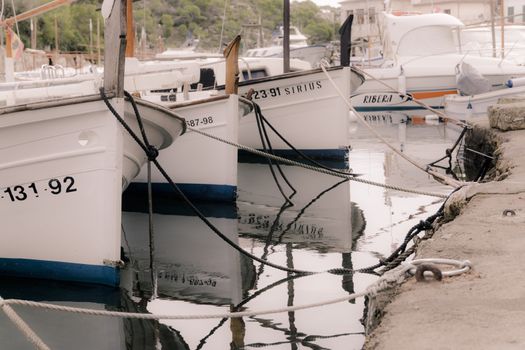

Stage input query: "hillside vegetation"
[{"left": 6, "top": 0, "right": 339, "bottom": 54}]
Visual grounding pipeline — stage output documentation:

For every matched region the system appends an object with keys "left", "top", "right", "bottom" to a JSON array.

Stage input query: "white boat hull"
[
  {"left": 131, "top": 94, "right": 250, "bottom": 202},
  {"left": 0, "top": 97, "right": 184, "bottom": 285},
  {"left": 444, "top": 85, "right": 525, "bottom": 120},
  {"left": 352, "top": 54, "right": 525, "bottom": 113},
  {"left": 236, "top": 66, "right": 358, "bottom": 160}
]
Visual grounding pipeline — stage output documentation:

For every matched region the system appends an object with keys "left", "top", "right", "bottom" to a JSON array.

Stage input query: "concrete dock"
[{"left": 363, "top": 110, "right": 525, "bottom": 349}]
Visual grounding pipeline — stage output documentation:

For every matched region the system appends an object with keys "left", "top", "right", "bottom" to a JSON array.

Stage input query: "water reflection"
[
  {"left": 119, "top": 160, "right": 368, "bottom": 349},
  {"left": 0, "top": 277, "right": 187, "bottom": 349}
]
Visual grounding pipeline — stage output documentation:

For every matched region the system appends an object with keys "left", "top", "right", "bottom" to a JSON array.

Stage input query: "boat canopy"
[{"left": 381, "top": 12, "right": 464, "bottom": 58}]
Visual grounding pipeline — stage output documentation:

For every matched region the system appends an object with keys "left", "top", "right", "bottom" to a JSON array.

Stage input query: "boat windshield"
[{"left": 397, "top": 25, "right": 457, "bottom": 56}]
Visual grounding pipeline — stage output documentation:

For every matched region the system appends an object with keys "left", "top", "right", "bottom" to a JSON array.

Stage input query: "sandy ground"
[{"left": 364, "top": 124, "right": 525, "bottom": 350}]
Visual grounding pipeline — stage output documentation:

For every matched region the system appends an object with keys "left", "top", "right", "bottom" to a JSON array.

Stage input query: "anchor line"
[
  {"left": 427, "top": 125, "right": 470, "bottom": 181},
  {"left": 358, "top": 185, "right": 464, "bottom": 274}
]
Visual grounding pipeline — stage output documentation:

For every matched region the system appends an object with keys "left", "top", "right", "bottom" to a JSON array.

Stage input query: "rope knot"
[{"left": 146, "top": 145, "right": 159, "bottom": 161}]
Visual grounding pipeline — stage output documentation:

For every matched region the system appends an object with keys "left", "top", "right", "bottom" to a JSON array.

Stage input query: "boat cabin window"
[
  {"left": 397, "top": 25, "right": 457, "bottom": 56},
  {"left": 191, "top": 68, "right": 216, "bottom": 89},
  {"left": 242, "top": 69, "right": 267, "bottom": 80}
]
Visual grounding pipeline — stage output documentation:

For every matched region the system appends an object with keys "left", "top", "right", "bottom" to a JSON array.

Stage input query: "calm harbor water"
[{"left": 0, "top": 114, "right": 464, "bottom": 349}]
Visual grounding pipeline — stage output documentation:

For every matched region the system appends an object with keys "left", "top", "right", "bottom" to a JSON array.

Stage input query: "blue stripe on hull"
[
  {"left": 238, "top": 149, "right": 350, "bottom": 169},
  {"left": 126, "top": 182, "right": 237, "bottom": 203},
  {"left": 238, "top": 148, "right": 349, "bottom": 161},
  {"left": 0, "top": 258, "right": 119, "bottom": 286},
  {"left": 354, "top": 106, "right": 444, "bottom": 112}
]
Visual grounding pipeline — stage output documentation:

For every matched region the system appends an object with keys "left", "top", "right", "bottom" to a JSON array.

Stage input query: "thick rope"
[
  {"left": 0, "top": 296, "right": 50, "bottom": 350},
  {"left": 187, "top": 126, "right": 449, "bottom": 199},
  {"left": 320, "top": 65, "right": 464, "bottom": 189},
  {"left": 0, "top": 260, "right": 470, "bottom": 321}
]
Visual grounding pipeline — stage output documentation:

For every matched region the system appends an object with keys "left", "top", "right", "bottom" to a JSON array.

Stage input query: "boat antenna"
[{"left": 218, "top": 0, "right": 228, "bottom": 53}]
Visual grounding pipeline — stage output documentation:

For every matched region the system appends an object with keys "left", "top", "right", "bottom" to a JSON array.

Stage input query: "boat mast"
[
  {"left": 500, "top": 0, "right": 505, "bottom": 58},
  {"left": 103, "top": 0, "right": 127, "bottom": 97},
  {"left": 490, "top": 0, "right": 497, "bottom": 57},
  {"left": 283, "top": 0, "right": 290, "bottom": 73},
  {"left": 0, "top": 0, "right": 74, "bottom": 81},
  {"left": 126, "top": 0, "right": 135, "bottom": 57}
]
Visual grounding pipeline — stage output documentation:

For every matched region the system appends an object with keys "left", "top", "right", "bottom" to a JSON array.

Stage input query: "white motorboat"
[
  {"left": 351, "top": 13, "right": 525, "bottom": 113},
  {"left": 444, "top": 83, "right": 525, "bottom": 120},
  {"left": 0, "top": 0, "right": 185, "bottom": 286}
]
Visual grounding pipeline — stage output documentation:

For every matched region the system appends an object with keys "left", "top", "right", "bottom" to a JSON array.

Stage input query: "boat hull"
[
  {"left": 0, "top": 97, "right": 184, "bottom": 286},
  {"left": 352, "top": 55, "right": 525, "bottom": 112},
  {"left": 236, "top": 66, "right": 356, "bottom": 161},
  {"left": 130, "top": 94, "right": 249, "bottom": 202},
  {"left": 444, "top": 85, "right": 525, "bottom": 120}
]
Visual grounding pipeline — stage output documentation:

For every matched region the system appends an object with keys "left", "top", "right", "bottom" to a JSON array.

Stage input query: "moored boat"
[
  {"left": 351, "top": 12, "right": 525, "bottom": 113},
  {"left": 444, "top": 84, "right": 525, "bottom": 121},
  {"left": 0, "top": 0, "right": 185, "bottom": 286},
  {"left": 234, "top": 65, "right": 364, "bottom": 160}
]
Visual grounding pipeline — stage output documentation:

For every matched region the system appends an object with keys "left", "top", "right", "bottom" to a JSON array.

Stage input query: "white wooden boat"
[
  {"left": 234, "top": 66, "right": 364, "bottom": 160},
  {"left": 352, "top": 13, "right": 525, "bottom": 112},
  {"left": 0, "top": 0, "right": 185, "bottom": 286},
  {"left": 128, "top": 37, "right": 254, "bottom": 202},
  {"left": 129, "top": 93, "right": 252, "bottom": 201}
]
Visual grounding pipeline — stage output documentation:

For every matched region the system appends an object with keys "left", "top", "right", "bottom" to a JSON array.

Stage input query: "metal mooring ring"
[
  {"left": 502, "top": 209, "right": 517, "bottom": 217},
  {"left": 415, "top": 264, "right": 443, "bottom": 282}
]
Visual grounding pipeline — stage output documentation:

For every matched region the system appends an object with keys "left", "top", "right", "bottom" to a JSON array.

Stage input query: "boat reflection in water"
[
  {"left": 121, "top": 194, "right": 254, "bottom": 306},
  {"left": 237, "top": 161, "right": 364, "bottom": 253},
  {"left": 119, "top": 160, "right": 370, "bottom": 349}
]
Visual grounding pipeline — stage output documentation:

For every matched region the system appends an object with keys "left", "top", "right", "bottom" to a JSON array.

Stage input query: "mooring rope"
[
  {"left": 0, "top": 296, "right": 50, "bottom": 350},
  {"left": 320, "top": 65, "right": 464, "bottom": 189},
  {"left": 187, "top": 125, "right": 449, "bottom": 199},
  {"left": 0, "top": 260, "right": 470, "bottom": 322}
]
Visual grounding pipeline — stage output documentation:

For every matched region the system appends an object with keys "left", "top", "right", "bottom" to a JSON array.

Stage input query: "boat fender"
[
  {"left": 415, "top": 263, "right": 443, "bottom": 282},
  {"left": 398, "top": 65, "right": 406, "bottom": 95},
  {"left": 506, "top": 77, "right": 525, "bottom": 88}
]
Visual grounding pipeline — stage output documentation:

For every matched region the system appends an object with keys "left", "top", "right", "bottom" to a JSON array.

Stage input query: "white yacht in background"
[
  {"left": 351, "top": 12, "right": 525, "bottom": 113},
  {"left": 457, "top": 25, "right": 525, "bottom": 66},
  {"left": 243, "top": 25, "right": 332, "bottom": 68}
]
